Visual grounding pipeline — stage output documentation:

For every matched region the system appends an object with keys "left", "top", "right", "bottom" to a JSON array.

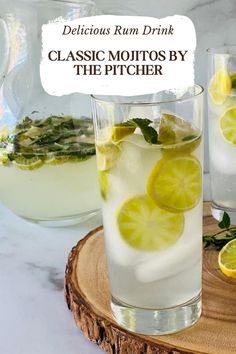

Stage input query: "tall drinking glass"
[
  {"left": 208, "top": 47, "right": 236, "bottom": 222},
  {"left": 91, "top": 86, "right": 204, "bottom": 335}
]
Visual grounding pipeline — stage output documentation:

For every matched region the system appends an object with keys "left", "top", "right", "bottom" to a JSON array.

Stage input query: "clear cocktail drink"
[
  {"left": 92, "top": 87, "right": 204, "bottom": 335},
  {"left": 208, "top": 47, "right": 236, "bottom": 221}
]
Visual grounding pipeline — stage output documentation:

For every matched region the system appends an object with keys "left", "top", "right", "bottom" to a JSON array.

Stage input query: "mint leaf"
[
  {"left": 218, "top": 212, "right": 230, "bottom": 229},
  {"left": 203, "top": 211, "right": 236, "bottom": 249},
  {"left": 2, "top": 115, "right": 96, "bottom": 167},
  {"left": 116, "top": 118, "right": 158, "bottom": 144},
  {"left": 131, "top": 118, "right": 158, "bottom": 144},
  {"left": 229, "top": 229, "right": 236, "bottom": 237}
]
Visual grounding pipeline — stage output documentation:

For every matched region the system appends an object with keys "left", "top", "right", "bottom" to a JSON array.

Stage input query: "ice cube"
[
  {"left": 102, "top": 199, "right": 150, "bottom": 266},
  {"left": 117, "top": 140, "right": 143, "bottom": 175},
  {"left": 135, "top": 238, "right": 202, "bottom": 283}
]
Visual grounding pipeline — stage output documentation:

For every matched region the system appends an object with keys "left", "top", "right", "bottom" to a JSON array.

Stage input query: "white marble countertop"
[
  {"left": 0, "top": 204, "right": 103, "bottom": 354},
  {"left": 0, "top": 172, "right": 210, "bottom": 354}
]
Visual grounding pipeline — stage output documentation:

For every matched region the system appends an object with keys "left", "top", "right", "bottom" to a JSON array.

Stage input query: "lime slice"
[
  {"left": 219, "top": 106, "right": 236, "bottom": 145},
  {"left": 159, "top": 114, "right": 201, "bottom": 154},
  {"left": 98, "top": 170, "right": 109, "bottom": 200},
  {"left": 147, "top": 155, "right": 202, "bottom": 212},
  {"left": 46, "top": 155, "right": 91, "bottom": 164},
  {"left": 14, "top": 156, "right": 43, "bottom": 170},
  {"left": 96, "top": 143, "right": 120, "bottom": 171},
  {"left": 116, "top": 195, "right": 184, "bottom": 251},
  {"left": 45, "top": 156, "right": 69, "bottom": 165},
  {"left": 208, "top": 68, "right": 231, "bottom": 104},
  {"left": 0, "top": 153, "right": 9, "bottom": 165},
  {"left": 112, "top": 125, "right": 136, "bottom": 142},
  {"left": 218, "top": 239, "right": 236, "bottom": 278}
]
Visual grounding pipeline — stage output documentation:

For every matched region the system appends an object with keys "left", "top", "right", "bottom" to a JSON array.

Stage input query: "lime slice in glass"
[
  {"left": 219, "top": 106, "right": 236, "bottom": 145},
  {"left": 159, "top": 114, "right": 201, "bottom": 154},
  {"left": 147, "top": 155, "right": 202, "bottom": 212},
  {"left": 116, "top": 195, "right": 184, "bottom": 251},
  {"left": 112, "top": 125, "right": 136, "bottom": 142}
]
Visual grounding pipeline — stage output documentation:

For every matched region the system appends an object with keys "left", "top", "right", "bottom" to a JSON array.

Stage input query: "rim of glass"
[
  {"left": 207, "top": 46, "right": 236, "bottom": 55},
  {"left": 91, "top": 85, "right": 204, "bottom": 106},
  {"left": 17, "top": 0, "right": 95, "bottom": 7},
  {"left": 50, "top": 0, "right": 95, "bottom": 5}
]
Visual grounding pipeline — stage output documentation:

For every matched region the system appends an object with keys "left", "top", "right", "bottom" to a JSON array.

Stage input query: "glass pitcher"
[{"left": 0, "top": 0, "right": 101, "bottom": 226}]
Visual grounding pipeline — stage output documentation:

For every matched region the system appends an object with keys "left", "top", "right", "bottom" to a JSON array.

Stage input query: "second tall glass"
[
  {"left": 208, "top": 47, "right": 236, "bottom": 222},
  {"left": 91, "top": 86, "right": 204, "bottom": 335}
]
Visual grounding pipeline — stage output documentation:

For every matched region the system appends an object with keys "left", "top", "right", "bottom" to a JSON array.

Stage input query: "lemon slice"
[
  {"left": 218, "top": 239, "right": 236, "bottom": 278},
  {"left": 208, "top": 68, "right": 231, "bottom": 104},
  {"left": 96, "top": 143, "right": 120, "bottom": 171},
  {"left": 98, "top": 170, "right": 109, "bottom": 200},
  {"left": 112, "top": 125, "right": 136, "bottom": 142},
  {"left": 147, "top": 155, "right": 202, "bottom": 212},
  {"left": 219, "top": 106, "right": 236, "bottom": 145},
  {"left": 116, "top": 195, "right": 184, "bottom": 251},
  {"left": 14, "top": 156, "right": 43, "bottom": 170},
  {"left": 159, "top": 114, "right": 201, "bottom": 154}
]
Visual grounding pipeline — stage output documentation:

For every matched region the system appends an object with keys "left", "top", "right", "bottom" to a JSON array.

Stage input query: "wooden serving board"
[{"left": 65, "top": 203, "right": 236, "bottom": 354}]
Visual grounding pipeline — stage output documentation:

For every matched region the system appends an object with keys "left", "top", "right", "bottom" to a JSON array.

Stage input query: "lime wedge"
[
  {"left": 96, "top": 143, "right": 120, "bottom": 171},
  {"left": 116, "top": 195, "right": 184, "bottom": 251},
  {"left": 159, "top": 114, "right": 201, "bottom": 154},
  {"left": 159, "top": 114, "right": 177, "bottom": 145},
  {"left": 98, "top": 170, "right": 109, "bottom": 200},
  {"left": 208, "top": 68, "right": 231, "bottom": 104},
  {"left": 112, "top": 125, "right": 136, "bottom": 142},
  {"left": 147, "top": 155, "right": 202, "bottom": 212}
]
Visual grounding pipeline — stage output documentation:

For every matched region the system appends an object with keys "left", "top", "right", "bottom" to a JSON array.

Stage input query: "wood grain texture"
[{"left": 65, "top": 203, "right": 236, "bottom": 354}]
